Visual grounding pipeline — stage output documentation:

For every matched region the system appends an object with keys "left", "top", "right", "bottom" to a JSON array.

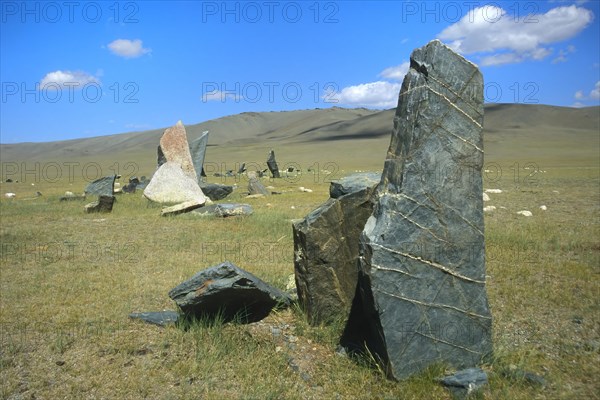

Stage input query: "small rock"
[
  {"left": 161, "top": 200, "right": 204, "bottom": 216},
  {"left": 483, "top": 205, "right": 496, "bottom": 212},
  {"left": 439, "top": 368, "right": 488, "bottom": 398},
  {"left": 483, "top": 192, "right": 491, "bottom": 202},
  {"left": 517, "top": 210, "right": 533, "bottom": 217},
  {"left": 539, "top": 205, "right": 547, "bottom": 211},
  {"left": 484, "top": 189, "right": 502, "bottom": 194},
  {"left": 129, "top": 311, "right": 180, "bottom": 327}
]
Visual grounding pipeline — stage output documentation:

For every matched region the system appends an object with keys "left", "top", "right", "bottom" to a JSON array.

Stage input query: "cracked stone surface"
[{"left": 342, "top": 40, "right": 492, "bottom": 380}]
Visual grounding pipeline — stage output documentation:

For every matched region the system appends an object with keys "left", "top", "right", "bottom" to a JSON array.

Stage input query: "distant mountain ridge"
[{"left": 1, "top": 104, "right": 598, "bottom": 163}]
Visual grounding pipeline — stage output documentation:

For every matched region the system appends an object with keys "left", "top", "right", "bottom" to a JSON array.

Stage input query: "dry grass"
[{"left": 1, "top": 138, "right": 598, "bottom": 399}]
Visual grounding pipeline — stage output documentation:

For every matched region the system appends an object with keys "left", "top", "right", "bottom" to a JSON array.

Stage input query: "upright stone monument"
[
  {"left": 266, "top": 150, "right": 280, "bottom": 178},
  {"left": 342, "top": 40, "right": 492, "bottom": 380},
  {"left": 189, "top": 130, "right": 209, "bottom": 183},
  {"left": 158, "top": 121, "right": 197, "bottom": 181}
]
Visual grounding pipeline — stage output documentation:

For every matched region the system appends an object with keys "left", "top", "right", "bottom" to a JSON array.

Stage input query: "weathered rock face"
[
  {"left": 143, "top": 162, "right": 207, "bottom": 204},
  {"left": 189, "top": 130, "right": 209, "bottom": 183},
  {"left": 293, "top": 179, "right": 377, "bottom": 325},
  {"left": 85, "top": 175, "right": 116, "bottom": 197},
  {"left": 84, "top": 195, "right": 115, "bottom": 213},
  {"left": 342, "top": 40, "right": 492, "bottom": 380},
  {"left": 330, "top": 172, "right": 381, "bottom": 199},
  {"left": 159, "top": 121, "right": 197, "bottom": 181},
  {"left": 267, "top": 150, "right": 280, "bottom": 178},
  {"left": 200, "top": 183, "right": 233, "bottom": 201},
  {"left": 168, "top": 261, "right": 292, "bottom": 323}
]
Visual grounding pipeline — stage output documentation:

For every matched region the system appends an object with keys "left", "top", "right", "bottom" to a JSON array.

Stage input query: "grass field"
[{"left": 1, "top": 110, "right": 599, "bottom": 399}]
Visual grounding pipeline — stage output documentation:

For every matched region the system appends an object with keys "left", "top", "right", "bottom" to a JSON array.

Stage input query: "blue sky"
[{"left": 1, "top": 0, "right": 599, "bottom": 143}]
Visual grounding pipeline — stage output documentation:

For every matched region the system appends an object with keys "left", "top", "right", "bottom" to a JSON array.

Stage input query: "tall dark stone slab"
[
  {"left": 342, "top": 40, "right": 492, "bottom": 380},
  {"left": 293, "top": 180, "right": 377, "bottom": 325},
  {"left": 189, "top": 130, "right": 209, "bottom": 184},
  {"left": 266, "top": 150, "right": 280, "bottom": 178}
]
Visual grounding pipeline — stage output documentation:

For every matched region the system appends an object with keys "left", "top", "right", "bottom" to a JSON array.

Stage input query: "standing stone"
[
  {"left": 247, "top": 171, "right": 269, "bottom": 196},
  {"left": 157, "top": 146, "right": 166, "bottom": 167},
  {"left": 158, "top": 121, "right": 197, "bottom": 181},
  {"left": 293, "top": 177, "right": 378, "bottom": 325},
  {"left": 342, "top": 40, "right": 492, "bottom": 380},
  {"left": 267, "top": 150, "right": 280, "bottom": 178},
  {"left": 85, "top": 175, "right": 116, "bottom": 197},
  {"left": 143, "top": 162, "right": 207, "bottom": 204},
  {"left": 84, "top": 195, "right": 115, "bottom": 213},
  {"left": 189, "top": 130, "right": 209, "bottom": 183}
]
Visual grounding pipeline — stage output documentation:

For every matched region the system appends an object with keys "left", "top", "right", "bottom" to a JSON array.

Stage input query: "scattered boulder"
[
  {"left": 85, "top": 175, "right": 116, "bottom": 197},
  {"left": 161, "top": 200, "right": 205, "bottom": 216},
  {"left": 143, "top": 162, "right": 208, "bottom": 204},
  {"left": 267, "top": 150, "right": 280, "bottom": 178},
  {"left": 330, "top": 172, "right": 381, "bottom": 199},
  {"left": 84, "top": 195, "right": 115, "bottom": 213},
  {"left": 483, "top": 205, "right": 496, "bottom": 212},
  {"left": 438, "top": 368, "right": 488, "bottom": 399},
  {"left": 200, "top": 183, "right": 234, "bottom": 201},
  {"left": 293, "top": 175, "right": 378, "bottom": 325},
  {"left": 189, "top": 130, "right": 209, "bottom": 183},
  {"left": 298, "top": 187, "right": 313, "bottom": 193},
  {"left": 129, "top": 311, "right": 180, "bottom": 327},
  {"left": 238, "top": 163, "right": 246, "bottom": 174},
  {"left": 168, "top": 261, "right": 292, "bottom": 323},
  {"left": 5, "top": 179, "right": 12, "bottom": 183},
  {"left": 158, "top": 121, "right": 197, "bottom": 181},
  {"left": 247, "top": 172, "right": 270, "bottom": 196},
  {"left": 483, "top": 192, "right": 490, "bottom": 202},
  {"left": 517, "top": 210, "right": 533, "bottom": 217},
  {"left": 342, "top": 40, "right": 492, "bottom": 380},
  {"left": 484, "top": 189, "right": 502, "bottom": 194},
  {"left": 4, "top": 192, "right": 16, "bottom": 198},
  {"left": 539, "top": 205, "right": 547, "bottom": 211}
]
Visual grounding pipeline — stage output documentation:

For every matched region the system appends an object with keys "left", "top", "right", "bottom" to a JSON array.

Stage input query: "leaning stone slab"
[
  {"left": 129, "top": 311, "right": 180, "bottom": 327},
  {"left": 200, "top": 183, "right": 233, "bottom": 201},
  {"left": 189, "top": 130, "right": 209, "bottom": 183},
  {"left": 85, "top": 175, "right": 116, "bottom": 197},
  {"left": 143, "top": 162, "right": 208, "bottom": 204},
  {"left": 293, "top": 181, "right": 377, "bottom": 325},
  {"left": 84, "top": 195, "right": 115, "bottom": 213},
  {"left": 161, "top": 200, "right": 204, "bottom": 216},
  {"left": 330, "top": 172, "right": 381, "bottom": 199},
  {"left": 342, "top": 40, "right": 492, "bottom": 380},
  {"left": 159, "top": 121, "right": 197, "bottom": 181},
  {"left": 168, "top": 261, "right": 292, "bottom": 323}
]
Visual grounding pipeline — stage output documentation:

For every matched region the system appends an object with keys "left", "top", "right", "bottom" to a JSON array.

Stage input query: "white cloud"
[
  {"left": 571, "top": 101, "right": 586, "bottom": 108},
  {"left": 107, "top": 39, "right": 151, "bottom": 58},
  {"left": 590, "top": 81, "right": 600, "bottom": 100},
  {"left": 379, "top": 62, "right": 410, "bottom": 81},
  {"left": 202, "top": 90, "right": 243, "bottom": 102},
  {"left": 332, "top": 81, "right": 401, "bottom": 108},
  {"left": 438, "top": 5, "right": 593, "bottom": 66},
  {"left": 40, "top": 70, "right": 100, "bottom": 90},
  {"left": 573, "top": 81, "right": 600, "bottom": 105},
  {"left": 552, "top": 45, "right": 576, "bottom": 63}
]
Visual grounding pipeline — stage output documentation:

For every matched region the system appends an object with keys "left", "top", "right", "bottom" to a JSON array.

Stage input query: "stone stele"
[{"left": 342, "top": 39, "right": 492, "bottom": 380}]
